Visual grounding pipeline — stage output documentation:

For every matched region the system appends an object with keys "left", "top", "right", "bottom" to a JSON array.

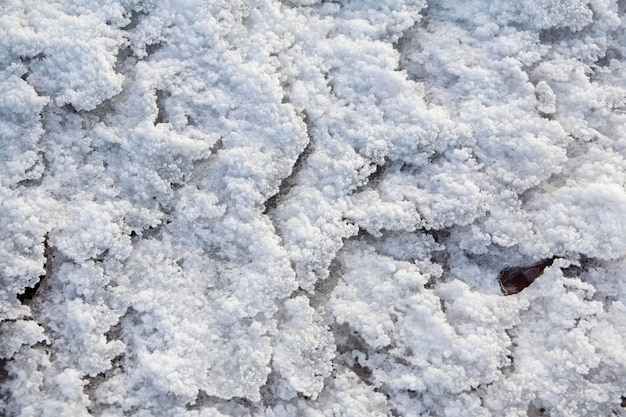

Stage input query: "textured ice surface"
[{"left": 1, "top": 0, "right": 625, "bottom": 416}]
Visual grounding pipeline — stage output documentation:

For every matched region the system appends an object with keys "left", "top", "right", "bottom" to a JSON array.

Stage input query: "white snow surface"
[{"left": 1, "top": 0, "right": 625, "bottom": 416}]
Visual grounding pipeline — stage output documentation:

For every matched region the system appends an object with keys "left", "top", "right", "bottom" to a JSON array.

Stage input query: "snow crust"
[{"left": 1, "top": 0, "right": 625, "bottom": 416}]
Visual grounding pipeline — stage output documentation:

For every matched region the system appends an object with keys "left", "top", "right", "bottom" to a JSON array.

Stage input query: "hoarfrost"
[{"left": 1, "top": 0, "right": 625, "bottom": 416}]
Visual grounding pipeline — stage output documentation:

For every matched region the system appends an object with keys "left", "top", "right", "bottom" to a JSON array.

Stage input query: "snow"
[{"left": 1, "top": 0, "right": 625, "bottom": 416}]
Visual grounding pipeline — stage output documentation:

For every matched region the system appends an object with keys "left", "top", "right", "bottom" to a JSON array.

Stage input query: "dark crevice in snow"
[
  {"left": 310, "top": 255, "right": 341, "bottom": 306},
  {"left": 502, "top": 329, "right": 517, "bottom": 376},
  {"left": 593, "top": 47, "right": 622, "bottom": 72},
  {"left": 349, "top": 356, "right": 372, "bottom": 384},
  {"left": 84, "top": 353, "right": 125, "bottom": 402},
  {"left": 122, "top": 8, "right": 165, "bottom": 58},
  {"left": 331, "top": 323, "right": 373, "bottom": 385},
  {"left": 257, "top": 368, "right": 283, "bottom": 409},
  {"left": 122, "top": 9, "right": 147, "bottom": 31},
  {"left": 430, "top": 227, "right": 451, "bottom": 243},
  {"left": 139, "top": 223, "right": 165, "bottom": 240},
  {"left": 439, "top": 297, "right": 447, "bottom": 315},
  {"left": 144, "top": 42, "right": 165, "bottom": 57},
  {"left": 527, "top": 401, "right": 551, "bottom": 417},
  {"left": 537, "top": 111, "right": 555, "bottom": 121},
  {"left": 90, "top": 249, "right": 110, "bottom": 263},
  {"left": 115, "top": 45, "right": 135, "bottom": 74},
  {"left": 561, "top": 254, "right": 596, "bottom": 278},
  {"left": 85, "top": 97, "right": 116, "bottom": 123},
  {"left": 561, "top": 256, "right": 622, "bottom": 308},
  {"left": 388, "top": 406, "right": 401, "bottom": 417},
  {"left": 393, "top": 23, "right": 431, "bottom": 87},
  {"left": 17, "top": 235, "right": 49, "bottom": 305},
  {"left": 105, "top": 313, "right": 126, "bottom": 344},
  {"left": 84, "top": 372, "right": 108, "bottom": 414},
  {"left": 27, "top": 341, "right": 52, "bottom": 362},
  {"left": 286, "top": 287, "right": 310, "bottom": 301},
  {"left": 0, "top": 359, "right": 14, "bottom": 408},
  {"left": 426, "top": 229, "right": 452, "bottom": 287},
  {"left": 61, "top": 103, "right": 79, "bottom": 115},
  {"left": 351, "top": 158, "right": 392, "bottom": 195},
  {"left": 15, "top": 154, "right": 46, "bottom": 188},
  {"left": 539, "top": 27, "right": 577, "bottom": 44},
  {"left": 186, "top": 391, "right": 256, "bottom": 414},
  {"left": 502, "top": 354, "right": 516, "bottom": 377},
  {"left": 263, "top": 137, "right": 313, "bottom": 215},
  {"left": 365, "top": 158, "right": 389, "bottom": 185},
  {"left": 18, "top": 52, "right": 46, "bottom": 82},
  {"left": 154, "top": 89, "right": 169, "bottom": 125},
  {"left": 393, "top": 20, "right": 422, "bottom": 65},
  {"left": 16, "top": 278, "right": 43, "bottom": 305},
  {"left": 0, "top": 358, "right": 8, "bottom": 387},
  {"left": 188, "top": 137, "right": 224, "bottom": 186},
  {"left": 19, "top": 52, "right": 46, "bottom": 65}
]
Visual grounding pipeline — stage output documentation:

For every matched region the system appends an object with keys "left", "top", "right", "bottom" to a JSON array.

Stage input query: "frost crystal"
[{"left": 1, "top": 0, "right": 625, "bottom": 416}]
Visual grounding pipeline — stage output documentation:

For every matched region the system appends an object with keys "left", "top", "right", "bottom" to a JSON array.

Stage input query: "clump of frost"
[{"left": 1, "top": 0, "right": 625, "bottom": 416}]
